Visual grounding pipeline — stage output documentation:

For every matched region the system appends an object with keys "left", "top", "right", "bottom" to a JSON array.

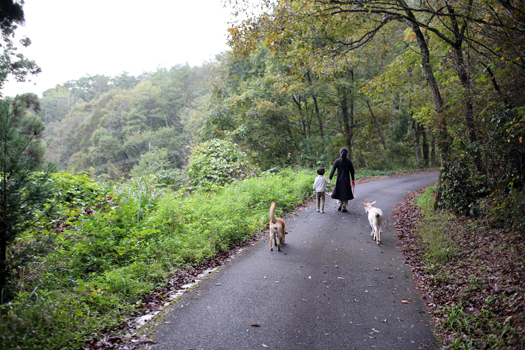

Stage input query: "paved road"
[{"left": 148, "top": 172, "right": 439, "bottom": 350}]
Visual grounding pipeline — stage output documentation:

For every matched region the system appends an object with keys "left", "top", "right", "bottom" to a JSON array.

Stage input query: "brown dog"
[{"left": 269, "top": 201, "right": 287, "bottom": 251}]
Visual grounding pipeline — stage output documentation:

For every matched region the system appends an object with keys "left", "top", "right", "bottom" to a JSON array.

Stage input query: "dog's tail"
[{"left": 270, "top": 201, "right": 277, "bottom": 224}]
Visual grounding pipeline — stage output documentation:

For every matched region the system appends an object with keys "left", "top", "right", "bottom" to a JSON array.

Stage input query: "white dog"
[{"left": 362, "top": 200, "right": 383, "bottom": 245}]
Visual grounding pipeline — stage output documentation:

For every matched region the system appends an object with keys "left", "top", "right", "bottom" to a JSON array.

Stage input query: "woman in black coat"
[{"left": 329, "top": 147, "right": 355, "bottom": 212}]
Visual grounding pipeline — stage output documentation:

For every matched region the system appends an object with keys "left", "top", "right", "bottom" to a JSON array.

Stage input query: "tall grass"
[{"left": 0, "top": 169, "right": 314, "bottom": 349}]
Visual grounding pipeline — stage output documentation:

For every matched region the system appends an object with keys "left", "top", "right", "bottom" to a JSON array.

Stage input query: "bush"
[{"left": 187, "top": 139, "right": 259, "bottom": 189}]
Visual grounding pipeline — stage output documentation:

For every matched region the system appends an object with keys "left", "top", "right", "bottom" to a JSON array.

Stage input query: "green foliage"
[
  {"left": 152, "top": 168, "right": 189, "bottom": 191},
  {"left": 0, "top": 168, "right": 314, "bottom": 349},
  {"left": 187, "top": 139, "right": 259, "bottom": 189},
  {"left": 130, "top": 147, "right": 170, "bottom": 178},
  {"left": 439, "top": 304, "right": 520, "bottom": 349},
  {"left": 1, "top": 290, "right": 106, "bottom": 349},
  {"left": 438, "top": 105, "right": 525, "bottom": 227},
  {"left": 0, "top": 99, "right": 53, "bottom": 292},
  {"left": 49, "top": 171, "right": 108, "bottom": 210},
  {"left": 43, "top": 64, "right": 213, "bottom": 176}
]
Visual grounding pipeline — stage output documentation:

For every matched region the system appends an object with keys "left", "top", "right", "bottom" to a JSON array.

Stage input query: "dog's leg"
[
  {"left": 270, "top": 227, "right": 274, "bottom": 251},
  {"left": 376, "top": 215, "right": 383, "bottom": 245},
  {"left": 275, "top": 233, "right": 279, "bottom": 251}
]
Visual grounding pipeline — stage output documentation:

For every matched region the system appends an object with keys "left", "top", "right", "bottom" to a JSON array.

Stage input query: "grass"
[{"left": 415, "top": 186, "right": 458, "bottom": 264}]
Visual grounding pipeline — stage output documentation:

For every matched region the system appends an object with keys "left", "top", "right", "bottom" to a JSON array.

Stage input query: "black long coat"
[{"left": 329, "top": 157, "right": 355, "bottom": 201}]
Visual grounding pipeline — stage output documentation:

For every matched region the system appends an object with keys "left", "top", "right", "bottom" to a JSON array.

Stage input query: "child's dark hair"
[{"left": 317, "top": 167, "right": 325, "bottom": 175}]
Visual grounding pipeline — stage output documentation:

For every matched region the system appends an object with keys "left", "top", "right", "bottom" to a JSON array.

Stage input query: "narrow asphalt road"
[{"left": 148, "top": 172, "right": 440, "bottom": 350}]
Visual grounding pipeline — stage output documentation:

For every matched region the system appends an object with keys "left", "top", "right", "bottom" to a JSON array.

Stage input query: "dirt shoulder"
[{"left": 392, "top": 189, "right": 525, "bottom": 349}]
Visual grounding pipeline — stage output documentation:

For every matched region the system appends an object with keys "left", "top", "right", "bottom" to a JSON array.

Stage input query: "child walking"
[{"left": 313, "top": 167, "right": 330, "bottom": 213}]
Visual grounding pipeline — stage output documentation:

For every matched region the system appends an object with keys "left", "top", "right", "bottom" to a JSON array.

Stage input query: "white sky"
[{"left": 3, "top": 0, "right": 234, "bottom": 98}]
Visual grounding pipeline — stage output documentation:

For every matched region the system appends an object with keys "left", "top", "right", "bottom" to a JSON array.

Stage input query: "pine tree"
[{"left": 0, "top": 98, "right": 52, "bottom": 295}]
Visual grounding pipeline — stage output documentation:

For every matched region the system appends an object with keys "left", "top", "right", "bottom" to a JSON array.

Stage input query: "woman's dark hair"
[
  {"left": 340, "top": 147, "right": 348, "bottom": 158},
  {"left": 317, "top": 167, "right": 325, "bottom": 175}
]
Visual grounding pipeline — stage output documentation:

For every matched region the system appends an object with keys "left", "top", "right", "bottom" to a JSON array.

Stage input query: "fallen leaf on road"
[
  {"left": 338, "top": 277, "right": 345, "bottom": 279},
  {"left": 251, "top": 324, "right": 260, "bottom": 327},
  {"left": 262, "top": 344, "right": 269, "bottom": 348},
  {"left": 322, "top": 281, "right": 328, "bottom": 283},
  {"left": 401, "top": 300, "right": 410, "bottom": 304}
]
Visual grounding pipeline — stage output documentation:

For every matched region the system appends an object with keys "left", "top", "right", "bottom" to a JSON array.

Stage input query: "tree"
[
  {"left": 130, "top": 147, "right": 170, "bottom": 178},
  {"left": 226, "top": 0, "right": 524, "bottom": 218},
  {"left": 0, "top": 0, "right": 41, "bottom": 95},
  {"left": 0, "top": 98, "right": 53, "bottom": 294}
]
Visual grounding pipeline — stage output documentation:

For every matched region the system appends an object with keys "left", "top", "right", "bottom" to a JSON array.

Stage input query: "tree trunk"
[
  {"left": 421, "top": 124, "right": 429, "bottom": 167},
  {"left": 401, "top": 6, "right": 448, "bottom": 208},
  {"left": 367, "top": 101, "right": 387, "bottom": 150},
  {"left": 410, "top": 115, "right": 421, "bottom": 166},
  {"left": 403, "top": 18, "right": 444, "bottom": 113},
  {"left": 340, "top": 93, "right": 353, "bottom": 159},
  {"left": 306, "top": 70, "right": 324, "bottom": 139},
  {"left": 312, "top": 95, "right": 323, "bottom": 139},
  {"left": 454, "top": 46, "right": 484, "bottom": 172},
  {"left": 292, "top": 94, "right": 307, "bottom": 138},
  {"left": 0, "top": 225, "right": 6, "bottom": 293},
  {"left": 431, "top": 134, "right": 436, "bottom": 167}
]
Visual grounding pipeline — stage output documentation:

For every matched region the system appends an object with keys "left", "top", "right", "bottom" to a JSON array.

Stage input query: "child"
[{"left": 313, "top": 167, "right": 330, "bottom": 213}]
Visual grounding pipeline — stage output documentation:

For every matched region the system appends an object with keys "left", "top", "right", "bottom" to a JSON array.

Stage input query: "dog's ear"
[{"left": 371, "top": 201, "right": 376, "bottom": 205}]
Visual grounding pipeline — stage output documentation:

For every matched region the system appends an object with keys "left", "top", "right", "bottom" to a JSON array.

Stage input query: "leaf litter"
[{"left": 392, "top": 188, "right": 525, "bottom": 349}]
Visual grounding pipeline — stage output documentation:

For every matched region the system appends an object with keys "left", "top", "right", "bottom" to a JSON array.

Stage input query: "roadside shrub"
[
  {"left": 437, "top": 105, "right": 525, "bottom": 228},
  {"left": 187, "top": 139, "right": 259, "bottom": 189}
]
